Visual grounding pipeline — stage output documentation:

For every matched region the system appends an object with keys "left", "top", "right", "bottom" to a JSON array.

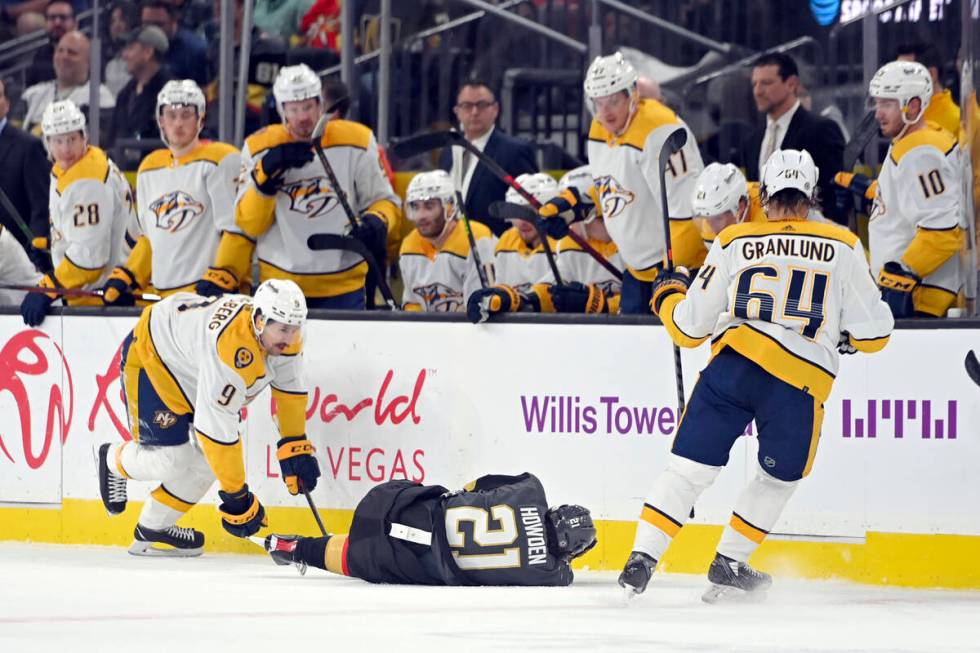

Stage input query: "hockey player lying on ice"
[{"left": 261, "top": 472, "right": 597, "bottom": 586}]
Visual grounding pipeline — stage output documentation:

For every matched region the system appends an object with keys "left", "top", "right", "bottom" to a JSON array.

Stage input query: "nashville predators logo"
[
  {"left": 149, "top": 191, "right": 205, "bottom": 233},
  {"left": 234, "top": 347, "right": 254, "bottom": 369},
  {"left": 153, "top": 410, "right": 177, "bottom": 429},
  {"left": 868, "top": 194, "right": 886, "bottom": 223},
  {"left": 415, "top": 282, "right": 463, "bottom": 312},
  {"left": 594, "top": 175, "right": 635, "bottom": 220},
  {"left": 281, "top": 176, "right": 339, "bottom": 218}
]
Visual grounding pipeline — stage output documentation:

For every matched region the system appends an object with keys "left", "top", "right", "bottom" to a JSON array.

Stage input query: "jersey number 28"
[{"left": 733, "top": 265, "right": 829, "bottom": 339}]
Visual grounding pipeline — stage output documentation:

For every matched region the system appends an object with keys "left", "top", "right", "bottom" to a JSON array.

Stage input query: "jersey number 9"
[
  {"left": 444, "top": 505, "right": 520, "bottom": 570},
  {"left": 733, "top": 265, "right": 829, "bottom": 340}
]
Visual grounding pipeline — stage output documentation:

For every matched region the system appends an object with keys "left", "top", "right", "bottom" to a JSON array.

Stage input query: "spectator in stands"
[
  {"left": 104, "top": 1, "right": 141, "bottom": 96},
  {"left": 322, "top": 76, "right": 350, "bottom": 119},
  {"left": 142, "top": 0, "right": 208, "bottom": 86},
  {"left": 439, "top": 79, "right": 537, "bottom": 237},
  {"left": 20, "top": 30, "right": 116, "bottom": 134},
  {"left": 23, "top": 0, "right": 76, "bottom": 86},
  {"left": 15, "top": 10, "right": 46, "bottom": 36},
  {"left": 254, "top": 0, "right": 313, "bottom": 41},
  {"left": 298, "top": 0, "right": 339, "bottom": 51},
  {"left": 0, "top": 78, "right": 52, "bottom": 259},
  {"left": 106, "top": 25, "right": 171, "bottom": 154},
  {"left": 740, "top": 53, "right": 845, "bottom": 224},
  {"left": 896, "top": 42, "right": 960, "bottom": 136}
]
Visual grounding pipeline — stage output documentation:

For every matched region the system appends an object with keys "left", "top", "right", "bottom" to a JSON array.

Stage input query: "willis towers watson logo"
[{"left": 842, "top": 399, "right": 957, "bottom": 439}]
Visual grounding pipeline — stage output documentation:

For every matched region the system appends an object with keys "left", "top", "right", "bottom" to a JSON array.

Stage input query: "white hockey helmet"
[
  {"left": 583, "top": 52, "right": 638, "bottom": 113},
  {"left": 869, "top": 60, "right": 933, "bottom": 125},
  {"left": 559, "top": 165, "right": 598, "bottom": 221},
  {"left": 760, "top": 149, "right": 819, "bottom": 202},
  {"left": 156, "top": 79, "right": 206, "bottom": 144},
  {"left": 405, "top": 170, "right": 457, "bottom": 221},
  {"left": 692, "top": 163, "right": 749, "bottom": 218},
  {"left": 252, "top": 279, "right": 307, "bottom": 335},
  {"left": 273, "top": 64, "right": 322, "bottom": 119},
  {"left": 41, "top": 99, "right": 87, "bottom": 139},
  {"left": 506, "top": 173, "right": 559, "bottom": 207}
]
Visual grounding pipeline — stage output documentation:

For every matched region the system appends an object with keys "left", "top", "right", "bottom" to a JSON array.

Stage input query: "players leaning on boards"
[
  {"left": 619, "top": 149, "right": 894, "bottom": 602},
  {"left": 261, "top": 472, "right": 597, "bottom": 587},
  {"left": 97, "top": 280, "right": 321, "bottom": 556},
  {"left": 20, "top": 100, "right": 132, "bottom": 326},
  {"left": 203, "top": 64, "right": 402, "bottom": 309},
  {"left": 102, "top": 80, "right": 242, "bottom": 305}
]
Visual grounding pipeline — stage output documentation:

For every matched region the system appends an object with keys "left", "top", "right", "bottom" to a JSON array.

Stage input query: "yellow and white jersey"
[
  {"left": 128, "top": 141, "right": 241, "bottom": 294},
  {"left": 699, "top": 182, "right": 768, "bottom": 246},
  {"left": 660, "top": 220, "right": 894, "bottom": 402},
  {"left": 225, "top": 121, "right": 401, "bottom": 298},
  {"left": 48, "top": 146, "right": 132, "bottom": 301},
  {"left": 555, "top": 234, "right": 622, "bottom": 298},
  {"left": 924, "top": 89, "right": 960, "bottom": 138},
  {"left": 0, "top": 226, "right": 42, "bottom": 305},
  {"left": 586, "top": 99, "right": 706, "bottom": 280},
  {"left": 493, "top": 227, "right": 558, "bottom": 292},
  {"left": 869, "top": 124, "right": 964, "bottom": 314},
  {"left": 132, "top": 292, "right": 306, "bottom": 492},
  {"left": 398, "top": 220, "right": 497, "bottom": 312}
]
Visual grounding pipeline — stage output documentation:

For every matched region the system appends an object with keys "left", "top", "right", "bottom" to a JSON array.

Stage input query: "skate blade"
[
  {"left": 701, "top": 583, "right": 768, "bottom": 605},
  {"left": 128, "top": 541, "right": 203, "bottom": 558}
]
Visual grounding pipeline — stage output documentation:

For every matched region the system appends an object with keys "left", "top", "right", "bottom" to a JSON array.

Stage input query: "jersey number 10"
[{"left": 732, "top": 265, "right": 829, "bottom": 339}]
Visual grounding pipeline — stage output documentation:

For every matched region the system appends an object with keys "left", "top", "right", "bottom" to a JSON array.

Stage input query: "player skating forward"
[
  {"left": 204, "top": 64, "right": 401, "bottom": 308},
  {"left": 619, "top": 150, "right": 894, "bottom": 602},
  {"left": 102, "top": 80, "right": 242, "bottom": 304},
  {"left": 20, "top": 100, "right": 131, "bottom": 326},
  {"left": 97, "top": 279, "right": 320, "bottom": 556},
  {"left": 262, "top": 472, "right": 596, "bottom": 586}
]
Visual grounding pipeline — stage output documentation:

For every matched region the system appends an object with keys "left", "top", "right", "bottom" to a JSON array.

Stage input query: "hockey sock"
[
  {"left": 717, "top": 467, "right": 799, "bottom": 562},
  {"left": 632, "top": 454, "right": 722, "bottom": 560},
  {"left": 295, "top": 535, "right": 331, "bottom": 572}
]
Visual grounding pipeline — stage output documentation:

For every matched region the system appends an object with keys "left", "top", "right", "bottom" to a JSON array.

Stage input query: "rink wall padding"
[{"left": 1, "top": 311, "right": 979, "bottom": 589}]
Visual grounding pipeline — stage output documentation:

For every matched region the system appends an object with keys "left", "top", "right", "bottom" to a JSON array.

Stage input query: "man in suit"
[
  {"left": 740, "top": 53, "right": 845, "bottom": 224},
  {"left": 439, "top": 80, "right": 537, "bottom": 236},
  {"left": 0, "top": 78, "right": 51, "bottom": 257}
]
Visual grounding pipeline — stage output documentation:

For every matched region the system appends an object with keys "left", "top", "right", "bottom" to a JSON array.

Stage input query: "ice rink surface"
[{"left": 0, "top": 543, "right": 976, "bottom": 653}]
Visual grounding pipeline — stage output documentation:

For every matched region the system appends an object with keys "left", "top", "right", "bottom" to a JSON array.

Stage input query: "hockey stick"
[
  {"left": 966, "top": 350, "right": 980, "bottom": 388},
  {"left": 0, "top": 185, "right": 38, "bottom": 245},
  {"left": 305, "top": 233, "right": 398, "bottom": 309},
  {"left": 390, "top": 131, "right": 623, "bottom": 281},
  {"left": 657, "top": 126, "right": 690, "bottom": 417},
  {"left": 303, "top": 488, "right": 328, "bottom": 536},
  {"left": 488, "top": 201, "right": 564, "bottom": 285},
  {"left": 0, "top": 284, "right": 161, "bottom": 302},
  {"left": 843, "top": 110, "right": 879, "bottom": 170},
  {"left": 456, "top": 190, "right": 489, "bottom": 289},
  {"left": 309, "top": 114, "right": 398, "bottom": 310}
]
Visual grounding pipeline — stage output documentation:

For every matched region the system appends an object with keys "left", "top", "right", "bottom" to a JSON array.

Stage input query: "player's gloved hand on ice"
[
  {"left": 833, "top": 172, "right": 876, "bottom": 214},
  {"left": 466, "top": 284, "right": 521, "bottom": 323},
  {"left": 649, "top": 267, "right": 692, "bottom": 316},
  {"left": 102, "top": 267, "right": 137, "bottom": 306},
  {"left": 877, "top": 261, "right": 919, "bottom": 318},
  {"left": 349, "top": 212, "right": 388, "bottom": 252},
  {"left": 537, "top": 187, "right": 586, "bottom": 239},
  {"left": 218, "top": 484, "right": 268, "bottom": 538},
  {"left": 253, "top": 142, "right": 314, "bottom": 195},
  {"left": 195, "top": 267, "right": 238, "bottom": 297},
  {"left": 837, "top": 331, "right": 858, "bottom": 355},
  {"left": 547, "top": 282, "right": 607, "bottom": 314},
  {"left": 276, "top": 436, "right": 321, "bottom": 495},
  {"left": 28, "top": 236, "right": 53, "bottom": 274}
]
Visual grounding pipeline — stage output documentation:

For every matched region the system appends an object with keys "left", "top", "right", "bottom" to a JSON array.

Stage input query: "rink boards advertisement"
[{"left": 1, "top": 313, "right": 978, "bottom": 585}]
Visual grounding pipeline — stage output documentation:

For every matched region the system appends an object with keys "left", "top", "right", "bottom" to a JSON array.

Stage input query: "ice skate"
[
  {"left": 262, "top": 534, "right": 308, "bottom": 575},
  {"left": 97, "top": 443, "right": 127, "bottom": 515},
  {"left": 128, "top": 524, "right": 204, "bottom": 557},
  {"left": 618, "top": 551, "right": 657, "bottom": 597},
  {"left": 701, "top": 552, "right": 772, "bottom": 604}
]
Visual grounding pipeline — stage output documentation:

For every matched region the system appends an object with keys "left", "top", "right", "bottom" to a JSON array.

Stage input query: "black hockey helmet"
[{"left": 546, "top": 504, "right": 597, "bottom": 561}]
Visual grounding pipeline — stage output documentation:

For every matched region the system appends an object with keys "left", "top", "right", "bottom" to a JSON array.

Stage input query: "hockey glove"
[
  {"left": 548, "top": 282, "right": 607, "bottom": 314},
  {"left": 649, "top": 268, "right": 692, "bottom": 316},
  {"left": 218, "top": 484, "right": 268, "bottom": 538},
  {"left": 28, "top": 236, "right": 53, "bottom": 274},
  {"left": 20, "top": 274, "right": 59, "bottom": 326},
  {"left": 833, "top": 172, "right": 877, "bottom": 214},
  {"left": 538, "top": 188, "right": 586, "bottom": 239},
  {"left": 276, "top": 436, "right": 321, "bottom": 495},
  {"left": 196, "top": 267, "right": 238, "bottom": 297},
  {"left": 466, "top": 284, "right": 521, "bottom": 323},
  {"left": 837, "top": 331, "right": 858, "bottom": 355},
  {"left": 253, "top": 142, "right": 315, "bottom": 195},
  {"left": 349, "top": 212, "right": 388, "bottom": 253},
  {"left": 877, "top": 261, "right": 919, "bottom": 319},
  {"left": 102, "top": 267, "right": 137, "bottom": 306}
]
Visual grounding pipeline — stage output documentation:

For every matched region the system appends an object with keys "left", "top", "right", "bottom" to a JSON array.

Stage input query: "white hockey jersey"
[
  {"left": 0, "top": 226, "right": 42, "bottom": 304},
  {"left": 47, "top": 146, "right": 132, "bottom": 304},
  {"left": 587, "top": 99, "right": 706, "bottom": 280},
  {"left": 398, "top": 219, "right": 497, "bottom": 312},
  {"left": 556, "top": 234, "right": 623, "bottom": 297},
  {"left": 493, "top": 227, "right": 557, "bottom": 292},
  {"left": 130, "top": 292, "right": 306, "bottom": 492},
  {"left": 661, "top": 219, "right": 894, "bottom": 402},
  {"left": 869, "top": 124, "right": 964, "bottom": 316},
  {"left": 127, "top": 141, "right": 241, "bottom": 293}
]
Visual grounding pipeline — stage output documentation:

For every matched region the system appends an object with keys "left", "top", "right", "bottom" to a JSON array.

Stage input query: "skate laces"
[
  {"left": 165, "top": 525, "right": 197, "bottom": 542},
  {"left": 107, "top": 473, "right": 127, "bottom": 502}
]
